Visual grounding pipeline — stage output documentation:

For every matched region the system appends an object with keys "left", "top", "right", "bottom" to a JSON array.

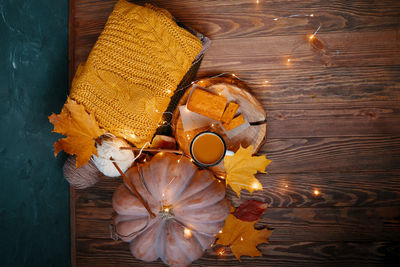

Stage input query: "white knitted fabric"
[{"left": 92, "top": 137, "right": 135, "bottom": 177}]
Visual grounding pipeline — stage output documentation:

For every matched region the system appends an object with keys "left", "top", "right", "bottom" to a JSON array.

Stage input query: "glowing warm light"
[
  {"left": 216, "top": 247, "right": 225, "bottom": 256},
  {"left": 159, "top": 152, "right": 164, "bottom": 156},
  {"left": 310, "top": 14, "right": 314, "bottom": 17},
  {"left": 314, "top": 189, "right": 320, "bottom": 196},
  {"left": 273, "top": 18, "right": 278, "bottom": 21},
  {"left": 155, "top": 109, "right": 159, "bottom": 112},
  {"left": 219, "top": 230, "right": 223, "bottom": 234},
  {"left": 164, "top": 207, "right": 169, "bottom": 212},
  {"left": 211, "top": 124, "right": 215, "bottom": 127},
  {"left": 190, "top": 159, "right": 194, "bottom": 162},
  {"left": 284, "top": 184, "right": 288, "bottom": 188},
  {"left": 240, "top": 237, "right": 244, "bottom": 241},
  {"left": 265, "top": 80, "right": 269, "bottom": 83},
  {"left": 166, "top": 89, "right": 172, "bottom": 94},
  {"left": 184, "top": 228, "right": 192, "bottom": 239},
  {"left": 162, "top": 193, "right": 165, "bottom": 197},
  {"left": 287, "top": 58, "right": 291, "bottom": 63},
  {"left": 252, "top": 182, "right": 262, "bottom": 190},
  {"left": 143, "top": 158, "right": 146, "bottom": 162},
  {"left": 231, "top": 73, "right": 236, "bottom": 77},
  {"left": 177, "top": 159, "right": 181, "bottom": 163},
  {"left": 308, "top": 34, "right": 315, "bottom": 40},
  {"left": 130, "top": 133, "right": 136, "bottom": 139},
  {"left": 256, "top": 0, "right": 259, "bottom": 4}
]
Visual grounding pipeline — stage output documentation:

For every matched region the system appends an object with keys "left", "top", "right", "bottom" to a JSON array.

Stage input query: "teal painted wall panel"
[{"left": 0, "top": 0, "right": 70, "bottom": 266}]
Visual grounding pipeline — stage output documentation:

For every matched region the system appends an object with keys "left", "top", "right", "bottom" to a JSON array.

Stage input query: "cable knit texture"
[{"left": 69, "top": 0, "right": 202, "bottom": 147}]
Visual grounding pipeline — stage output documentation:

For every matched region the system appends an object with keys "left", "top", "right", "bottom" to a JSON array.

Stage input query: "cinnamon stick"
[{"left": 112, "top": 161, "right": 156, "bottom": 218}]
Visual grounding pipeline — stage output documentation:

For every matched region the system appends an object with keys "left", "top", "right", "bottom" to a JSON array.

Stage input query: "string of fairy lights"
[{"left": 111, "top": 6, "right": 325, "bottom": 257}]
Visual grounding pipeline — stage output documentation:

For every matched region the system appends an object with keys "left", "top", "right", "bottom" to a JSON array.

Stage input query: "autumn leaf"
[
  {"left": 217, "top": 213, "right": 272, "bottom": 261},
  {"left": 223, "top": 145, "right": 271, "bottom": 197},
  {"left": 233, "top": 200, "right": 268, "bottom": 222},
  {"left": 49, "top": 98, "right": 105, "bottom": 168}
]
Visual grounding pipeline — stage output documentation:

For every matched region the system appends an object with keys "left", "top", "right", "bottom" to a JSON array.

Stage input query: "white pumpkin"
[{"left": 112, "top": 152, "right": 229, "bottom": 266}]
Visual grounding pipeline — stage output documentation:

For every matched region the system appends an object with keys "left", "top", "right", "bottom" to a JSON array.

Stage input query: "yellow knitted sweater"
[{"left": 69, "top": 0, "right": 202, "bottom": 147}]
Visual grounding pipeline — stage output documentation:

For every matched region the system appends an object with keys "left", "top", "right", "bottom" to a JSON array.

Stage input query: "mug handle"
[{"left": 225, "top": 150, "right": 234, "bottom": 156}]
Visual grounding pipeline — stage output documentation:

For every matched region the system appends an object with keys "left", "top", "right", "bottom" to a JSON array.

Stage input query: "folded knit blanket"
[{"left": 69, "top": 0, "right": 202, "bottom": 147}]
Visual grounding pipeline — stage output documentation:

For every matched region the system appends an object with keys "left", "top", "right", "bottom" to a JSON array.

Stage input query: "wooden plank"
[
  {"left": 75, "top": 238, "right": 400, "bottom": 266},
  {"left": 262, "top": 136, "right": 400, "bottom": 173},
  {"left": 71, "top": 0, "right": 400, "bottom": 40},
  {"left": 151, "top": 0, "right": 400, "bottom": 40},
  {"left": 198, "top": 66, "right": 400, "bottom": 104},
  {"left": 73, "top": 176, "right": 400, "bottom": 242},
  {"left": 229, "top": 172, "right": 400, "bottom": 208},
  {"left": 200, "top": 30, "right": 400, "bottom": 71},
  {"left": 73, "top": 171, "right": 400, "bottom": 210},
  {"left": 74, "top": 205, "right": 400, "bottom": 242},
  {"left": 265, "top": 103, "right": 400, "bottom": 138}
]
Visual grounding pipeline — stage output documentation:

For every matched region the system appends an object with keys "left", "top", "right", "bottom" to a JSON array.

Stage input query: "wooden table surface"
[{"left": 69, "top": 0, "right": 400, "bottom": 266}]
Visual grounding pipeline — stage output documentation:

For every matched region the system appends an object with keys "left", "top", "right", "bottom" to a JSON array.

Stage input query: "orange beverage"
[{"left": 190, "top": 132, "right": 226, "bottom": 166}]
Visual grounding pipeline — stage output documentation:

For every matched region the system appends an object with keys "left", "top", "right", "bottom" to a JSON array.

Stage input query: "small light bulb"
[
  {"left": 231, "top": 73, "right": 236, "bottom": 77},
  {"left": 314, "top": 189, "right": 320, "bottom": 196},
  {"left": 265, "top": 80, "right": 269, "bottom": 83},
  {"left": 219, "top": 230, "right": 223, "bottom": 234},
  {"left": 273, "top": 18, "right": 278, "bottom": 21},
  {"left": 240, "top": 237, "right": 243, "bottom": 241},
  {"left": 177, "top": 159, "right": 181, "bottom": 163},
  {"left": 217, "top": 247, "right": 225, "bottom": 256},
  {"left": 143, "top": 158, "right": 146, "bottom": 162},
  {"left": 184, "top": 228, "right": 192, "bottom": 239},
  {"left": 287, "top": 58, "right": 291, "bottom": 63},
  {"left": 308, "top": 34, "right": 315, "bottom": 40},
  {"left": 164, "top": 207, "right": 169, "bottom": 212},
  {"left": 310, "top": 14, "right": 314, "bottom": 17},
  {"left": 284, "top": 184, "right": 288, "bottom": 188},
  {"left": 252, "top": 182, "right": 261, "bottom": 190}
]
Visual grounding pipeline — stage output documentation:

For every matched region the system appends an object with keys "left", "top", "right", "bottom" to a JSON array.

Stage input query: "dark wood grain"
[
  {"left": 70, "top": 0, "right": 400, "bottom": 265},
  {"left": 75, "top": 206, "right": 400, "bottom": 242},
  {"left": 200, "top": 31, "right": 400, "bottom": 72},
  {"left": 73, "top": 177, "right": 400, "bottom": 242},
  {"left": 76, "top": 238, "right": 400, "bottom": 266},
  {"left": 198, "top": 67, "right": 400, "bottom": 104}
]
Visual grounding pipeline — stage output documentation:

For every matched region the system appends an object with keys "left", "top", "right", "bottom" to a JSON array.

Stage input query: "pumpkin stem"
[{"left": 160, "top": 204, "right": 174, "bottom": 219}]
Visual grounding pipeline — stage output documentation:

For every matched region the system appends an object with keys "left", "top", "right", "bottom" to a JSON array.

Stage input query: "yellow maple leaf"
[
  {"left": 49, "top": 98, "right": 105, "bottom": 168},
  {"left": 217, "top": 213, "right": 272, "bottom": 261},
  {"left": 223, "top": 145, "right": 271, "bottom": 197}
]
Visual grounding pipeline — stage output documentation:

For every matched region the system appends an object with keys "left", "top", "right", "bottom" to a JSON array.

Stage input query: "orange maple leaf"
[
  {"left": 49, "top": 98, "right": 105, "bottom": 168},
  {"left": 217, "top": 212, "right": 272, "bottom": 261},
  {"left": 223, "top": 145, "right": 271, "bottom": 197}
]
